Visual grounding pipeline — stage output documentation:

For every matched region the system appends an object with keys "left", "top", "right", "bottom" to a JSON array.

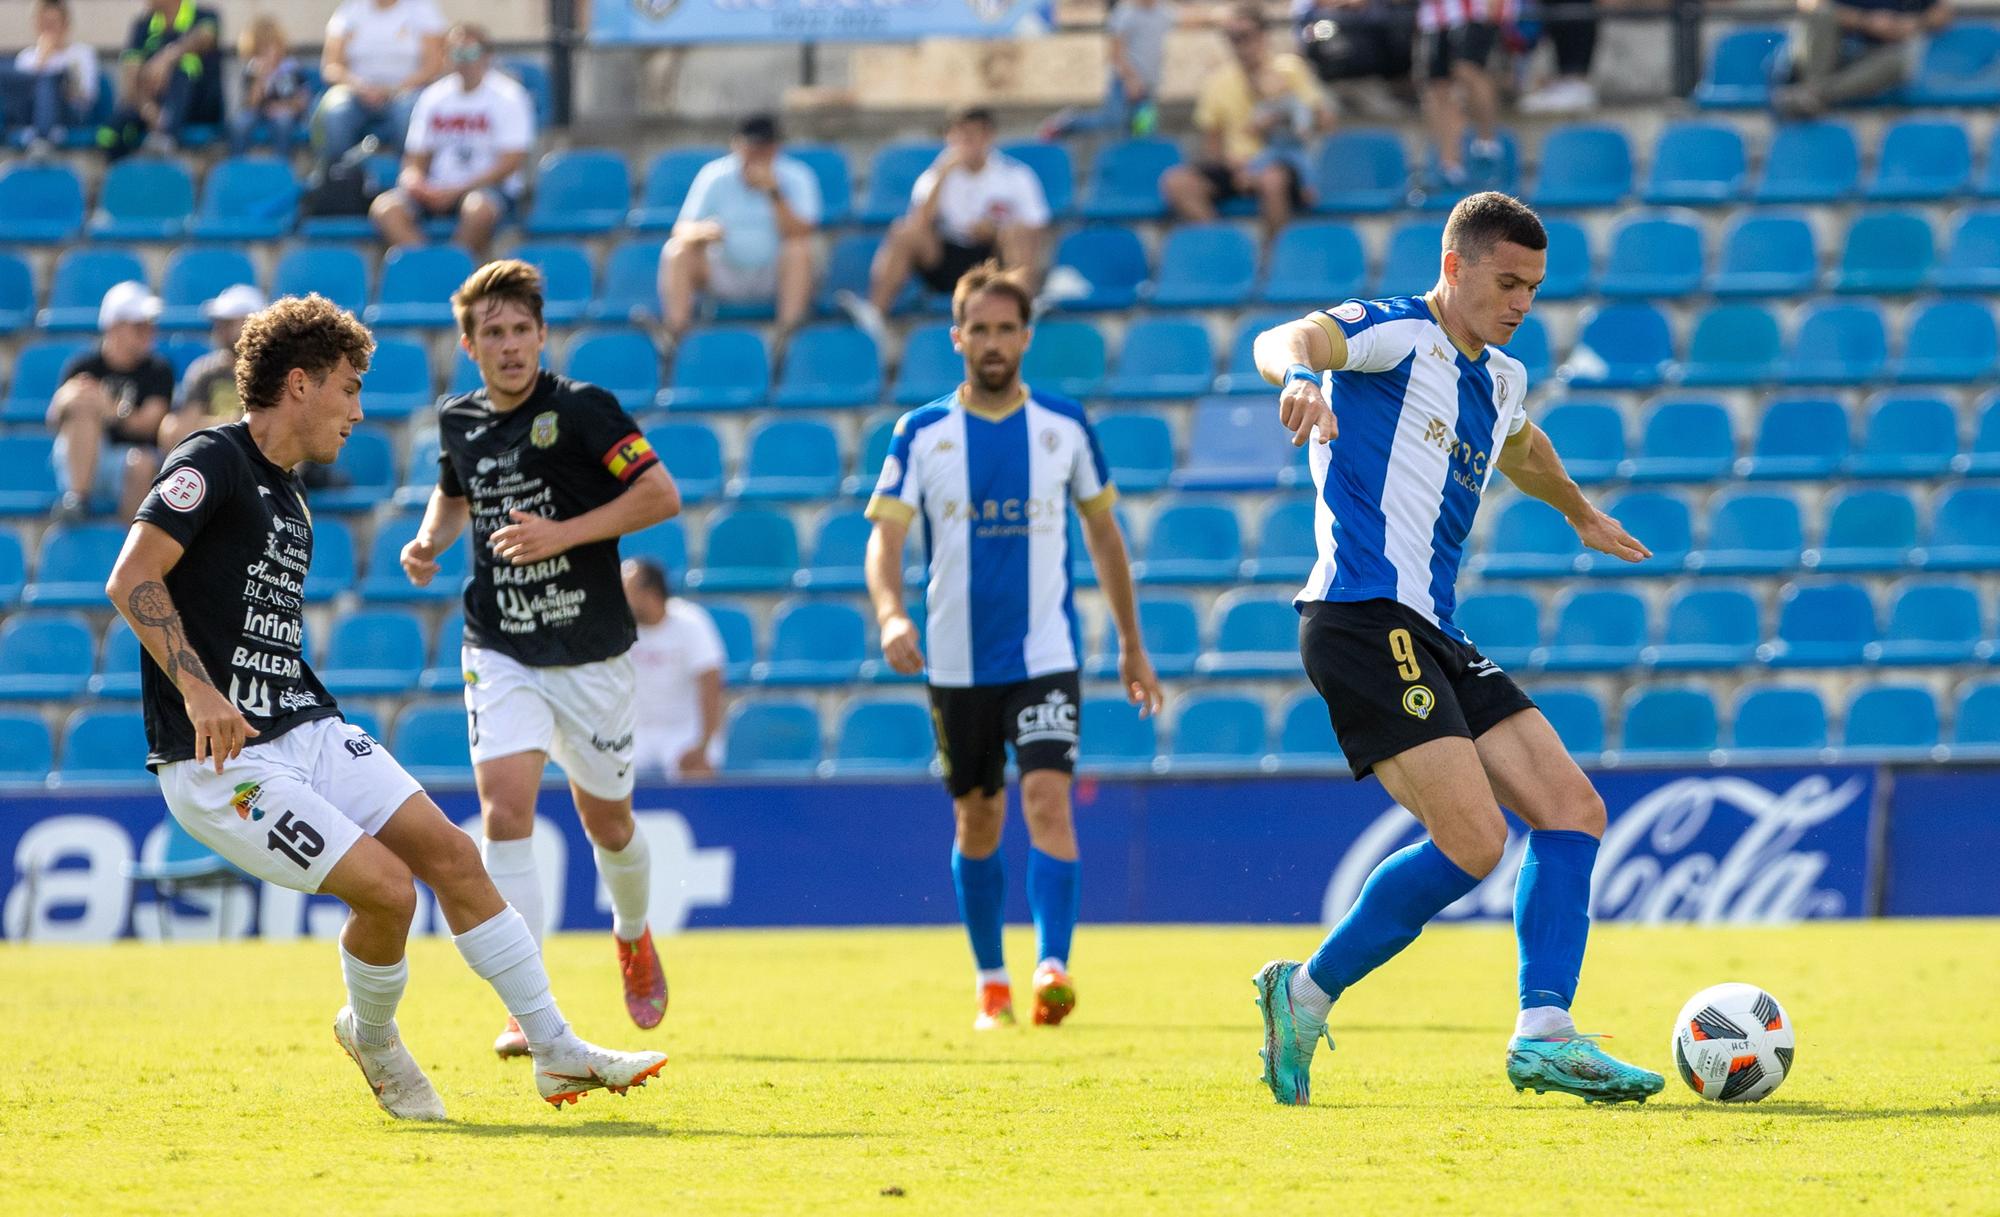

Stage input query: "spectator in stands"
[
  {"left": 48, "top": 281, "right": 174, "bottom": 521},
  {"left": 1776, "top": 0, "right": 1952, "bottom": 118},
  {"left": 226, "top": 15, "right": 308, "bottom": 154},
  {"left": 1, "top": 0, "right": 100, "bottom": 157},
  {"left": 1417, "top": 0, "right": 1511, "bottom": 187},
  {"left": 313, "top": 0, "right": 448, "bottom": 168},
  {"left": 839, "top": 105, "right": 1051, "bottom": 348},
  {"left": 1293, "top": 0, "right": 1416, "bottom": 116},
  {"left": 101, "top": 0, "right": 223, "bottom": 157},
  {"left": 657, "top": 113, "right": 822, "bottom": 348},
  {"left": 622, "top": 558, "right": 726, "bottom": 781},
  {"left": 1038, "top": 0, "right": 1175, "bottom": 139},
  {"left": 371, "top": 23, "right": 536, "bottom": 257},
  {"left": 1519, "top": 0, "right": 1599, "bottom": 114},
  {"left": 1161, "top": 2, "right": 1332, "bottom": 243},
  {"left": 158, "top": 283, "right": 264, "bottom": 452}
]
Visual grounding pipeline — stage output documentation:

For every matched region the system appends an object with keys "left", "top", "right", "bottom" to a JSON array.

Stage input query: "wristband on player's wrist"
[{"left": 1285, "top": 363, "right": 1320, "bottom": 387}]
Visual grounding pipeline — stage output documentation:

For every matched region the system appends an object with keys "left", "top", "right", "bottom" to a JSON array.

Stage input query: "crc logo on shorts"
[
  {"left": 344, "top": 734, "right": 376, "bottom": 758},
  {"left": 530, "top": 411, "right": 560, "bottom": 448},
  {"left": 1016, "top": 687, "right": 1079, "bottom": 745},
  {"left": 1402, "top": 685, "right": 1436, "bottom": 721},
  {"left": 160, "top": 467, "right": 206, "bottom": 512},
  {"left": 231, "top": 781, "right": 268, "bottom": 822},
  {"left": 1331, "top": 301, "right": 1367, "bottom": 324}
]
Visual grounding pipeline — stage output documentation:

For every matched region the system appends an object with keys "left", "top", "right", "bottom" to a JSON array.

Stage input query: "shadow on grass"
[
  {"left": 1679, "top": 1099, "right": 2000, "bottom": 1121},
  {"left": 711, "top": 1053, "right": 1051, "bottom": 1066},
  {"left": 1061, "top": 1023, "right": 1488, "bottom": 1035},
  {"left": 396, "top": 1121, "right": 872, "bottom": 1139}
]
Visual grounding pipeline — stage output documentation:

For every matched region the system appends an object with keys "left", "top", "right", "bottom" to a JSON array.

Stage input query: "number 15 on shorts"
[{"left": 267, "top": 810, "right": 326, "bottom": 870}]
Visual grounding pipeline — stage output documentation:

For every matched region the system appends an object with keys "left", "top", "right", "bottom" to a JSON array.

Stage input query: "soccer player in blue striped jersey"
[
  {"left": 1247, "top": 192, "right": 1666, "bottom": 1105},
  {"left": 865, "top": 261, "right": 1164, "bottom": 1031}
]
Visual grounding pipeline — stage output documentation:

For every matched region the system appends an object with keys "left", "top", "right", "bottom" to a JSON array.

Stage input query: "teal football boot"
[
  {"left": 1506, "top": 1033, "right": 1665, "bottom": 1104},
  {"left": 1253, "top": 961, "right": 1332, "bottom": 1106}
]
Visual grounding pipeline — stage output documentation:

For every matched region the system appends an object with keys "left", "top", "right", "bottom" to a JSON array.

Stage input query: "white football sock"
[
  {"left": 482, "top": 836, "right": 544, "bottom": 948},
  {"left": 1288, "top": 967, "right": 1333, "bottom": 1025},
  {"left": 592, "top": 828, "right": 651, "bottom": 943},
  {"left": 340, "top": 947, "right": 407, "bottom": 1047},
  {"left": 1515, "top": 1005, "right": 1577, "bottom": 1040},
  {"left": 976, "top": 967, "right": 1010, "bottom": 990},
  {"left": 453, "top": 906, "right": 571, "bottom": 1051}
]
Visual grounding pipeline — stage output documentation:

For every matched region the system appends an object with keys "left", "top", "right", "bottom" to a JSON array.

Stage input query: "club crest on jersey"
[
  {"left": 1402, "top": 685, "right": 1436, "bottom": 720},
  {"left": 530, "top": 411, "right": 560, "bottom": 448},
  {"left": 1493, "top": 373, "right": 1509, "bottom": 405},
  {"left": 1040, "top": 429, "right": 1059, "bottom": 454}
]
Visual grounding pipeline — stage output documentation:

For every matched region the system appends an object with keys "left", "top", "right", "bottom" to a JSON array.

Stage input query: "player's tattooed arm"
[{"left": 127, "top": 580, "right": 218, "bottom": 694}]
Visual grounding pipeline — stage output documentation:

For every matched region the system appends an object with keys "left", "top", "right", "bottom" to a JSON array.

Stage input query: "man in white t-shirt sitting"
[
  {"left": 371, "top": 22, "right": 535, "bottom": 257},
  {"left": 313, "top": 0, "right": 447, "bottom": 168},
  {"left": 621, "top": 558, "right": 726, "bottom": 780},
  {"left": 839, "top": 105, "right": 1051, "bottom": 348}
]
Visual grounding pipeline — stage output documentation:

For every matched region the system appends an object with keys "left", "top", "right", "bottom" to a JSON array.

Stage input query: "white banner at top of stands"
[{"left": 590, "top": 0, "right": 1054, "bottom": 44}]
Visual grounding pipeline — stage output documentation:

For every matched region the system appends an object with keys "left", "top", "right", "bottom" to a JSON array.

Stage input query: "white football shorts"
[{"left": 462, "top": 645, "right": 637, "bottom": 800}]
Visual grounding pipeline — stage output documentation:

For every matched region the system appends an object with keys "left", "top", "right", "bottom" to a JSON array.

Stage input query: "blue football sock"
[
  {"left": 1514, "top": 829, "right": 1600, "bottom": 1013},
  {"left": 1026, "top": 848, "right": 1080, "bottom": 967},
  {"left": 1306, "top": 840, "right": 1480, "bottom": 1003},
  {"left": 951, "top": 846, "right": 1007, "bottom": 972}
]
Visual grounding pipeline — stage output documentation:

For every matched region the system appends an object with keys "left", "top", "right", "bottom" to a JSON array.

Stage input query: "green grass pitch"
[{"left": 2, "top": 921, "right": 1995, "bottom": 1215}]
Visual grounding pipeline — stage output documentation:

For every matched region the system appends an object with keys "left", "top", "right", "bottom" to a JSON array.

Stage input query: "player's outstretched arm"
[
  {"left": 488, "top": 465, "right": 681, "bottom": 567},
  {"left": 1080, "top": 506, "right": 1164, "bottom": 717},
  {"left": 864, "top": 514, "right": 924, "bottom": 675},
  {"left": 1253, "top": 318, "right": 1340, "bottom": 446},
  {"left": 401, "top": 488, "right": 471, "bottom": 586},
  {"left": 1496, "top": 421, "right": 1653, "bottom": 564}
]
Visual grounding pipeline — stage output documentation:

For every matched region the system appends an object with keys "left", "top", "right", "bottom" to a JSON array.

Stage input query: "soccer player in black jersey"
[
  {"left": 399, "top": 261, "right": 681, "bottom": 1058},
  {"left": 104, "top": 294, "right": 668, "bottom": 1119}
]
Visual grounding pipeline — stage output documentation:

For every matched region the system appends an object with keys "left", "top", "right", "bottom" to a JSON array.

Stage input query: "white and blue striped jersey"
[
  {"left": 1296, "top": 294, "right": 1531, "bottom": 642},
  {"left": 866, "top": 387, "right": 1117, "bottom": 688}
]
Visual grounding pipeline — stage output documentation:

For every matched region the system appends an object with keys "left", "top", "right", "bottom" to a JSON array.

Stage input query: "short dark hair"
[
  {"left": 626, "top": 558, "right": 670, "bottom": 599},
  {"left": 738, "top": 113, "right": 779, "bottom": 144},
  {"left": 234, "top": 294, "right": 373, "bottom": 410},
  {"left": 951, "top": 260, "right": 1034, "bottom": 326},
  {"left": 1443, "top": 191, "right": 1548, "bottom": 263},
  {"left": 448, "top": 21, "right": 491, "bottom": 53},
  {"left": 452, "top": 259, "right": 545, "bottom": 339},
  {"left": 947, "top": 104, "right": 995, "bottom": 130}
]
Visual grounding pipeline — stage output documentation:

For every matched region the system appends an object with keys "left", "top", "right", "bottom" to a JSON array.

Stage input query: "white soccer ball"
[{"left": 1671, "top": 982, "right": 1797, "bottom": 1103}]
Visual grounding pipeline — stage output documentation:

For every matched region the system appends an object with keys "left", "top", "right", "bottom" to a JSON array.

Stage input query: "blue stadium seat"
[
  {"left": 0, "top": 712, "right": 53, "bottom": 784},
  {"left": 622, "top": 522, "right": 689, "bottom": 588},
  {"left": 664, "top": 327, "right": 768, "bottom": 410},
  {"left": 88, "top": 158, "right": 194, "bottom": 240},
  {"left": 1274, "top": 690, "right": 1342, "bottom": 768},
  {"left": 1924, "top": 484, "right": 2000, "bottom": 569},
  {"left": 1891, "top": 299, "right": 1997, "bottom": 384},
  {"left": 1419, "top": 131, "right": 1520, "bottom": 208},
  {"left": 755, "top": 600, "right": 866, "bottom": 685},
  {"left": 859, "top": 141, "right": 943, "bottom": 225},
  {"left": 1866, "top": 120, "right": 1971, "bottom": 201},
  {"left": 1645, "top": 583, "right": 1761, "bottom": 670},
  {"left": 0, "top": 532, "right": 24, "bottom": 600},
  {"left": 1538, "top": 402, "right": 1624, "bottom": 483},
  {"left": 1779, "top": 301, "right": 1888, "bottom": 385},
  {"left": 1537, "top": 688, "right": 1606, "bottom": 757},
  {"left": 828, "top": 699, "right": 933, "bottom": 776},
  {"left": 0, "top": 435, "right": 60, "bottom": 515},
  {"left": 1618, "top": 687, "right": 1718, "bottom": 757},
  {"left": 158, "top": 248, "right": 258, "bottom": 331},
  {"left": 1081, "top": 137, "right": 1179, "bottom": 219},
  {"left": 1376, "top": 219, "right": 1444, "bottom": 296},
  {"left": 1260, "top": 221, "right": 1368, "bottom": 304},
  {"left": 1813, "top": 487, "right": 1918, "bottom": 572},
  {"left": 1021, "top": 320, "right": 1107, "bottom": 398},
  {"left": 418, "top": 612, "right": 464, "bottom": 692},
  {"left": 1871, "top": 579, "right": 1986, "bottom": 664},
  {"left": 1680, "top": 304, "right": 1781, "bottom": 387},
  {"left": 1312, "top": 129, "right": 1409, "bottom": 212},
  {"left": 1766, "top": 581, "right": 1877, "bottom": 666},
  {"left": 39, "top": 249, "right": 147, "bottom": 332},
  {"left": 1151, "top": 224, "right": 1257, "bottom": 308},
  {"left": 1954, "top": 681, "right": 2000, "bottom": 754},
  {"left": 1694, "top": 28, "right": 1785, "bottom": 108},
  {"left": 273, "top": 244, "right": 368, "bottom": 315},
  {"left": 1095, "top": 412, "right": 1174, "bottom": 493},
  {"left": 846, "top": 414, "right": 899, "bottom": 498},
  {"left": 359, "top": 338, "right": 434, "bottom": 419},
  {"left": 1090, "top": 594, "right": 1201, "bottom": 680},
  {"left": 395, "top": 434, "right": 442, "bottom": 508},
  {"left": 55, "top": 709, "right": 148, "bottom": 783},
  {"left": 1000, "top": 140, "right": 1074, "bottom": 219},
  {"left": 733, "top": 419, "right": 842, "bottom": 500},
  {"left": 0, "top": 251, "right": 31, "bottom": 332},
  {"left": 1708, "top": 212, "right": 1817, "bottom": 297},
  {"left": 1243, "top": 499, "right": 1316, "bottom": 583},
  {"left": 303, "top": 519, "right": 356, "bottom": 603},
  {"left": 1530, "top": 125, "right": 1632, "bottom": 208},
  {"left": 1585, "top": 490, "right": 1690, "bottom": 576},
  {"left": 1540, "top": 589, "right": 1646, "bottom": 673},
  {"left": 1694, "top": 490, "right": 1804, "bottom": 574},
  {"left": 689, "top": 507, "right": 798, "bottom": 591},
  {"left": 1214, "top": 311, "right": 1293, "bottom": 394},
  {"left": 503, "top": 58, "right": 554, "bottom": 127},
  {"left": 1730, "top": 687, "right": 1829, "bottom": 756},
  {"left": 24, "top": 524, "right": 124, "bottom": 607},
  {"left": 1744, "top": 397, "right": 1849, "bottom": 479},
  {"left": 1455, "top": 592, "right": 1538, "bottom": 670},
  {"left": 1564, "top": 304, "right": 1674, "bottom": 389},
  {"left": 1198, "top": 595, "right": 1300, "bottom": 677},
  {"left": 893, "top": 324, "right": 958, "bottom": 405},
  {"left": 772, "top": 324, "right": 880, "bottom": 409},
  {"left": 1598, "top": 214, "right": 1704, "bottom": 299},
  {"left": 318, "top": 611, "right": 424, "bottom": 696},
  {"left": 1968, "top": 395, "right": 2000, "bottom": 475},
  {"left": 295, "top": 153, "right": 395, "bottom": 239},
  {"left": 392, "top": 704, "right": 472, "bottom": 783},
  {"left": 1136, "top": 502, "right": 1242, "bottom": 583},
  {"left": 1932, "top": 209, "right": 2000, "bottom": 292},
  {"left": 0, "top": 162, "right": 85, "bottom": 241},
  {"left": 723, "top": 701, "right": 822, "bottom": 775},
  {"left": 1643, "top": 121, "right": 1748, "bottom": 205},
  {"left": 1537, "top": 218, "right": 1593, "bottom": 301},
  {"left": 790, "top": 143, "right": 853, "bottom": 225},
  {"left": 1849, "top": 394, "right": 1959, "bottom": 477},
  {"left": 1754, "top": 121, "right": 1858, "bottom": 203},
  {"left": 360, "top": 517, "right": 464, "bottom": 602},
  {"left": 190, "top": 155, "right": 298, "bottom": 241},
  {"left": 0, "top": 614, "right": 94, "bottom": 700},
  {"left": 697, "top": 602, "right": 753, "bottom": 685},
  {"left": 367, "top": 246, "right": 475, "bottom": 328},
  {"left": 795, "top": 508, "right": 874, "bottom": 593},
  {"left": 315, "top": 427, "right": 398, "bottom": 513},
  {"left": 1172, "top": 397, "right": 1287, "bottom": 491},
  {"left": 589, "top": 238, "right": 665, "bottom": 323},
  {"left": 1625, "top": 399, "right": 1736, "bottom": 482},
  {"left": 564, "top": 328, "right": 659, "bottom": 409},
  {"left": 1911, "top": 22, "right": 2000, "bottom": 103},
  {"left": 1079, "top": 696, "right": 1157, "bottom": 774},
  {"left": 1502, "top": 314, "right": 1552, "bottom": 382},
  {"left": 1843, "top": 686, "right": 1941, "bottom": 757},
  {"left": 525, "top": 149, "right": 630, "bottom": 235},
  {"left": 646, "top": 421, "right": 721, "bottom": 502},
  {"left": 1104, "top": 318, "right": 1212, "bottom": 400},
  {"left": 1048, "top": 225, "right": 1150, "bottom": 311},
  {"left": 1475, "top": 498, "right": 1584, "bottom": 578},
  {"left": 1833, "top": 210, "right": 1935, "bottom": 294},
  {"left": 512, "top": 242, "right": 596, "bottom": 326},
  {"left": 1166, "top": 695, "right": 1267, "bottom": 772},
  {"left": 629, "top": 146, "right": 724, "bottom": 231}
]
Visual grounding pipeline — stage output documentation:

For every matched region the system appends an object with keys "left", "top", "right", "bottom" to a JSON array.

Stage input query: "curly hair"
[
  {"left": 234, "top": 294, "right": 374, "bottom": 410},
  {"left": 452, "top": 258, "right": 545, "bottom": 340}
]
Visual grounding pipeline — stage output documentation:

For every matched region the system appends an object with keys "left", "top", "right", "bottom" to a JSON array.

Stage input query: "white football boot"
[
  {"left": 533, "top": 1034, "right": 669, "bottom": 1108},
  {"left": 333, "top": 1007, "right": 448, "bottom": 1121}
]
